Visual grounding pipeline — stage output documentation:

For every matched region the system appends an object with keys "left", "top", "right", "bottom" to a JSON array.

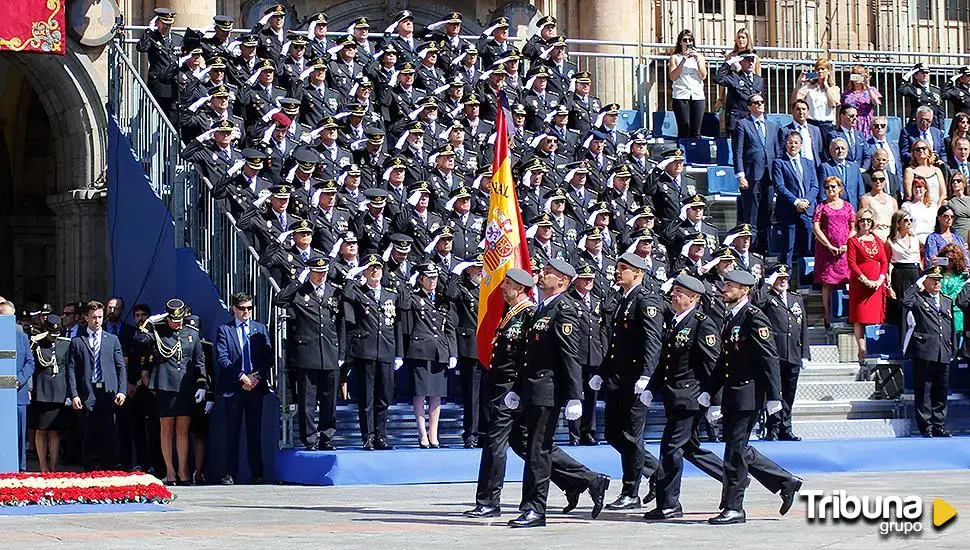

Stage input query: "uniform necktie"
[
  {"left": 279, "top": 212, "right": 286, "bottom": 227},
  {"left": 429, "top": 293, "right": 435, "bottom": 306},
  {"left": 302, "top": 250, "right": 309, "bottom": 261},
  {"left": 316, "top": 284, "right": 325, "bottom": 298},
  {"left": 90, "top": 331, "right": 102, "bottom": 383},
  {"left": 756, "top": 120, "right": 766, "bottom": 146},
  {"left": 241, "top": 322, "right": 252, "bottom": 374}
]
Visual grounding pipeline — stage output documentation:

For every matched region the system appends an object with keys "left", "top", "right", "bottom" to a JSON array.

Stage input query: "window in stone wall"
[
  {"left": 735, "top": 0, "right": 767, "bottom": 16},
  {"left": 700, "top": 0, "right": 722, "bottom": 14},
  {"left": 917, "top": 0, "right": 933, "bottom": 19},
  {"left": 945, "top": 0, "right": 969, "bottom": 20}
]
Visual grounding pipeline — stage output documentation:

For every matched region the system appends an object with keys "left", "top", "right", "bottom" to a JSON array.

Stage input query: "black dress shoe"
[
  {"left": 419, "top": 441, "right": 430, "bottom": 449},
  {"left": 779, "top": 477, "right": 803, "bottom": 515},
  {"left": 708, "top": 509, "right": 746, "bottom": 525},
  {"left": 579, "top": 434, "right": 598, "bottom": 446},
  {"left": 463, "top": 439, "right": 477, "bottom": 449},
  {"left": 562, "top": 491, "right": 580, "bottom": 514},
  {"left": 220, "top": 475, "right": 234, "bottom": 486},
  {"left": 464, "top": 504, "right": 502, "bottom": 518},
  {"left": 921, "top": 431, "right": 934, "bottom": 438},
  {"left": 605, "top": 494, "right": 641, "bottom": 511},
  {"left": 641, "top": 479, "right": 656, "bottom": 505},
  {"left": 567, "top": 438, "right": 579, "bottom": 446},
  {"left": 374, "top": 438, "right": 394, "bottom": 450},
  {"left": 362, "top": 436, "right": 376, "bottom": 450},
  {"left": 429, "top": 442, "right": 442, "bottom": 449},
  {"left": 251, "top": 476, "right": 264, "bottom": 485},
  {"left": 778, "top": 432, "right": 802, "bottom": 442},
  {"left": 762, "top": 432, "right": 778, "bottom": 441},
  {"left": 508, "top": 510, "right": 546, "bottom": 528},
  {"left": 318, "top": 442, "right": 336, "bottom": 451},
  {"left": 932, "top": 428, "right": 952, "bottom": 437},
  {"left": 588, "top": 473, "right": 610, "bottom": 519},
  {"left": 643, "top": 506, "right": 684, "bottom": 520}
]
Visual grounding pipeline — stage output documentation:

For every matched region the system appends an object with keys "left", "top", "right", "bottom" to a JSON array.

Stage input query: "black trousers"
[
  {"left": 129, "top": 387, "right": 163, "bottom": 472},
  {"left": 673, "top": 98, "right": 706, "bottom": 138},
  {"left": 604, "top": 389, "right": 659, "bottom": 496},
  {"left": 912, "top": 359, "right": 950, "bottom": 433},
  {"left": 356, "top": 360, "right": 394, "bottom": 441},
  {"left": 115, "top": 396, "right": 134, "bottom": 469},
  {"left": 224, "top": 390, "right": 265, "bottom": 478},
  {"left": 568, "top": 365, "right": 599, "bottom": 441},
  {"left": 655, "top": 408, "right": 725, "bottom": 510},
  {"left": 460, "top": 358, "right": 488, "bottom": 443},
  {"left": 79, "top": 390, "right": 117, "bottom": 472},
  {"left": 721, "top": 409, "right": 792, "bottom": 511},
  {"left": 766, "top": 361, "right": 801, "bottom": 437},
  {"left": 519, "top": 404, "right": 598, "bottom": 515},
  {"left": 296, "top": 368, "right": 340, "bottom": 448}
]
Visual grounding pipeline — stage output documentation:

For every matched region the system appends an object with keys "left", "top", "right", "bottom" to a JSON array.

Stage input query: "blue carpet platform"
[
  {"left": 0, "top": 503, "right": 175, "bottom": 516},
  {"left": 275, "top": 436, "right": 970, "bottom": 486}
]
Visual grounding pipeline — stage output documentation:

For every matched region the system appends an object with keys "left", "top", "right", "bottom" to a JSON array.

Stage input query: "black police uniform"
[
  {"left": 899, "top": 81, "right": 945, "bottom": 129},
  {"left": 942, "top": 80, "right": 970, "bottom": 118},
  {"left": 905, "top": 285, "right": 957, "bottom": 436},
  {"left": 259, "top": 240, "right": 323, "bottom": 287},
  {"left": 134, "top": 319, "right": 207, "bottom": 418},
  {"left": 566, "top": 92, "right": 602, "bottom": 137},
  {"left": 401, "top": 286, "right": 456, "bottom": 399},
  {"left": 564, "top": 286, "right": 609, "bottom": 444},
  {"left": 136, "top": 27, "right": 184, "bottom": 119},
  {"left": 29, "top": 336, "right": 70, "bottom": 431},
  {"left": 445, "top": 273, "right": 485, "bottom": 446},
  {"left": 757, "top": 287, "right": 810, "bottom": 440}
]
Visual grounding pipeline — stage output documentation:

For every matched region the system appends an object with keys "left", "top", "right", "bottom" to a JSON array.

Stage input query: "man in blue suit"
[
  {"left": 67, "top": 300, "right": 127, "bottom": 471},
  {"left": 772, "top": 131, "right": 819, "bottom": 270},
  {"left": 899, "top": 106, "right": 947, "bottom": 165},
  {"left": 6, "top": 300, "right": 35, "bottom": 471},
  {"left": 817, "top": 138, "right": 865, "bottom": 209},
  {"left": 215, "top": 291, "right": 272, "bottom": 484},
  {"left": 824, "top": 105, "right": 864, "bottom": 163},
  {"left": 861, "top": 116, "right": 904, "bottom": 178},
  {"left": 777, "top": 99, "right": 823, "bottom": 169},
  {"left": 733, "top": 93, "right": 780, "bottom": 251}
]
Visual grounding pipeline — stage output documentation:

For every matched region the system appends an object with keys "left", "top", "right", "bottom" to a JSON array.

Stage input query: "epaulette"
[
  {"left": 618, "top": 130, "right": 629, "bottom": 137},
  {"left": 750, "top": 252, "right": 764, "bottom": 260},
  {"left": 559, "top": 300, "right": 571, "bottom": 310},
  {"left": 186, "top": 324, "right": 200, "bottom": 332},
  {"left": 568, "top": 129, "right": 580, "bottom": 134},
  {"left": 746, "top": 305, "right": 761, "bottom": 316},
  {"left": 693, "top": 310, "right": 707, "bottom": 321},
  {"left": 56, "top": 336, "right": 71, "bottom": 342}
]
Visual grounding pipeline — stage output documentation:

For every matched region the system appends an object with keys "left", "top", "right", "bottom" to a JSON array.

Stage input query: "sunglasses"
[
  {"left": 872, "top": 177, "right": 887, "bottom": 182},
  {"left": 824, "top": 185, "right": 839, "bottom": 190},
  {"left": 859, "top": 218, "right": 874, "bottom": 223},
  {"left": 914, "top": 146, "right": 929, "bottom": 151},
  {"left": 750, "top": 100, "right": 765, "bottom": 105},
  {"left": 682, "top": 38, "right": 694, "bottom": 43},
  {"left": 901, "top": 218, "right": 913, "bottom": 223},
  {"left": 236, "top": 305, "right": 254, "bottom": 311},
  {"left": 872, "top": 123, "right": 887, "bottom": 128}
]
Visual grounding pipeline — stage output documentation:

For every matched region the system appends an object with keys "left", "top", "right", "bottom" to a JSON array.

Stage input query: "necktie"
[
  {"left": 302, "top": 250, "right": 309, "bottom": 261},
  {"left": 315, "top": 285, "right": 325, "bottom": 298},
  {"left": 279, "top": 212, "right": 286, "bottom": 227},
  {"left": 429, "top": 293, "right": 435, "bottom": 305},
  {"left": 962, "top": 163, "right": 969, "bottom": 179},
  {"left": 793, "top": 158, "right": 804, "bottom": 197},
  {"left": 91, "top": 332, "right": 102, "bottom": 383},
  {"left": 756, "top": 120, "right": 766, "bottom": 146},
  {"left": 846, "top": 130, "right": 854, "bottom": 150},
  {"left": 838, "top": 163, "right": 846, "bottom": 181},
  {"left": 241, "top": 322, "right": 252, "bottom": 374}
]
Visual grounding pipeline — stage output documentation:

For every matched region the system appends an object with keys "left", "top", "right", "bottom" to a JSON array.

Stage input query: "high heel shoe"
[
  {"left": 419, "top": 440, "right": 430, "bottom": 449},
  {"left": 429, "top": 442, "right": 441, "bottom": 449}
]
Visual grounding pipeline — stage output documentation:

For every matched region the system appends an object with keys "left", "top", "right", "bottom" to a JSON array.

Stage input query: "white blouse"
[
  {"left": 805, "top": 86, "right": 835, "bottom": 123},
  {"left": 889, "top": 234, "right": 920, "bottom": 264},
  {"left": 902, "top": 201, "right": 937, "bottom": 244},
  {"left": 671, "top": 55, "right": 705, "bottom": 101}
]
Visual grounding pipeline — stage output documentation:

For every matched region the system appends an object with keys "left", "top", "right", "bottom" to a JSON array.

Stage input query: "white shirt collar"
[
  {"left": 673, "top": 305, "right": 696, "bottom": 326},
  {"left": 729, "top": 297, "right": 750, "bottom": 318}
]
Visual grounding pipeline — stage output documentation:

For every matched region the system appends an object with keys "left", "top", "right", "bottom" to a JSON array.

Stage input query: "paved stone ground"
[{"left": 1, "top": 470, "right": 967, "bottom": 549}]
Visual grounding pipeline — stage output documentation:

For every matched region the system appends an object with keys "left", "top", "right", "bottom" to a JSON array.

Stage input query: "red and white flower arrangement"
[{"left": 0, "top": 471, "right": 173, "bottom": 506}]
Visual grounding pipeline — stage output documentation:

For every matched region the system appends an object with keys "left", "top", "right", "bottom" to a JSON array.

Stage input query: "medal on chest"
[
  {"left": 675, "top": 327, "right": 691, "bottom": 347},
  {"left": 382, "top": 299, "right": 396, "bottom": 325}
]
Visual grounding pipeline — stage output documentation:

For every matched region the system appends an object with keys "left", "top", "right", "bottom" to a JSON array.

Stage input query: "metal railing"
[{"left": 107, "top": 37, "right": 293, "bottom": 448}]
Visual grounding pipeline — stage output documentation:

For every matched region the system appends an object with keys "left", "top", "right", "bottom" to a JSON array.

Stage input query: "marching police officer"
[
  {"left": 136, "top": 8, "right": 183, "bottom": 120},
  {"left": 644, "top": 274, "right": 726, "bottom": 520},
  {"left": 275, "top": 254, "right": 345, "bottom": 450},
  {"left": 446, "top": 256, "right": 485, "bottom": 448},
  {"left": 595, "top": 253, "right": 663, "bottom": 510},
  {"left": 703, "top": 270, "right": 802, "bottom": 525},
  {"left": 757, "top": 264, "right": 809, "bottom": 441},
  {"left": 908, "top": 265, "right": 957, "bottom": 437},
  {"left": 565, "top": 262, "right": 609, "bottom": 446}
]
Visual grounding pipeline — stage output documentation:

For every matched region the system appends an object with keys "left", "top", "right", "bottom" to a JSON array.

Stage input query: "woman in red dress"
[{"left": 847, "top": 207, "right": 889, "bottom": 361}]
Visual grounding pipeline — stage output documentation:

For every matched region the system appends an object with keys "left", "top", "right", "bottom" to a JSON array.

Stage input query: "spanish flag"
[{"left": 477, "top": 92, "right": 531, "bottom": 368}]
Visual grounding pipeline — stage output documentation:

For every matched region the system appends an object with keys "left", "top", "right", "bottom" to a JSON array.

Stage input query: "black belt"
[{"left": 892, "top": 263, "right": 919, "bottom": 269}]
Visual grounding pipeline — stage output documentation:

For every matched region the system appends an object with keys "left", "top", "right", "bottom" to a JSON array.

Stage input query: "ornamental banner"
[{"left": 0, "top": 0, "right": 65, "bottom": 54}]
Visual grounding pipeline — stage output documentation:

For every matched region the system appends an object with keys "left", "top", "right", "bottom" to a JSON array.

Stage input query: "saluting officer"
[
  {"left": 565, "top": 262, "right": 610, "bottom": 446},
  {"left": 703, "top": 270, "right": 802, "bottom": 525},
  {"left": 900, "top": 63, "right": 945, "bottom": 129},
  {"left": 757, "top": 265, "right": 809, "bottom": 441},
  {"left": 942, "top": 66, "right": 970, "bottom": 118},
  {"left": 907, "top": 265, "right": 957, "bottom": 437},
  {"left": 136, "top": 8, "right": 183, "bottom": 120},
  {"left": 275, "top": 254, "right": 345, "bottom": 450},
  {"left": 446, "top": 256, "right": 486, "bottom": 448},
  {"left": 594, "top": 253, "right": 663, "bottom": 510},
  {"left": 259, "top": 218, "right": 324, "bottom": 286},
  {"left": 29, "top": 315, "right": 70, "bottom": 473},
  {"left": 644, "top": 275, "right": 726, "bottom": 520},
  {"left": 342, "top": 254, "right": 405, "bottom": 450}
]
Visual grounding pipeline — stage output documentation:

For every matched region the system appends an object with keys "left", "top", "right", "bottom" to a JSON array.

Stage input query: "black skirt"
[
  {"left": 28, "top": 402, "right": 66, "bottom": 431},
  {"left": 156, "top": 389, "right": 194, "bottom": 418},
  {"left": 889, "top": 263, "right": 920, "bottom": 327},
  {"left": 409, "top": 359, "right": 448, "bottom": 397}
]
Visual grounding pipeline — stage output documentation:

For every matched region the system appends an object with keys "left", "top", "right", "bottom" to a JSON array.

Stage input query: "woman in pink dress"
[
  {"left": 842, "top": 65, "right": 883, "bottom": 139},
  {"left": 813, "top": 176, "right": 857, "bottom": 326},
  {"left": 847, "top": 207, "right": 890, "bottom": 361}
]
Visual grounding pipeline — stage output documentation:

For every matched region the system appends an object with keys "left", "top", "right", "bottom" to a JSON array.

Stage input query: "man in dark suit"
[
  {"left": 817, "top": 139, "right": 865, "bottom": 210},
  {"left": 703, "top": 271, "right": 802, "bottom": 525},
  {"left": 905, "top": 266, "right": 957, "bottom": 438},
  {"left": 732, "top": 93, "right": 779, "bottom": 250},
  {"left": 899, "top": 106, "right": 947, "bottom": 165},
  {"left": 824, "top": 105, "right": 864, "bottom": 163},
  {"left": 756, "top": 265, "right": 810, "bottom": 441},
  {"left": 778, "top": 99, "right": 823, "bottom": 169},
  {"left": 772, "top": 131, "right": 819, "bottom": 270},
  {"left": 216, "top": 292, "right": 273, "bottom": 483},
  {"left": 861, "top": 116, "right": 903, "bottom": 179},
  {"left": 104, "top": 297, "right": 138, "bottom": 469},
  {"left": 67, "top": 301, "right": 128, "bottom": 472},
  {"left": 644, "top": 274, "right": 726, "bottom": 520},
  {"left": 714, "top": 51, "right": 764, "bottom": 133},
  {"left": 947, "top": 136, "right": 970, "bottom": 182}
]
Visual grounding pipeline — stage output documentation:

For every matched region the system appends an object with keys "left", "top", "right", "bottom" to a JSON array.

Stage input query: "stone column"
[
  {"left": 575, "top": 0, "right": 641, "bottom": 107},
  {"left": 154, "top": 0, "right": 216, "bottom": 30},
  {"left": 46, "top": 189, "right": 109, "bottom": 306}
]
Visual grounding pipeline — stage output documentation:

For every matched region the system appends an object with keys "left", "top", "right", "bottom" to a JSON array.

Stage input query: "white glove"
[
  {"left": 503, "top": 391, "right": 520, "bottom": 410},
  {"left": 588, "top": 375, "right": 603, "bottom": 391},
  {"left": 448, "top": 357, "right": 458, "bottom": 369},
  {"left": 633, "top": 376, "right": 650, "bottom": 395},
  {"left": 253, "top": 189, "right": 271, "bottom": 207},
  {"left": 338, "top": 359, "right": 345, "bottom": 368},
  {"left": 147, "top": 313, "right": 167, "bottom": 323},
  {"left": 196, "top": 128, "right": 217, "bottom": 142},
  {"left": 564, "top": 399, "right": 583, "bottom": 420},
  {"left": 297, "top": 268, "right": 310, "bottom": 283},
  {"left": 393, "top": 357, "right": 404, "bottom": 371},
  {"left": 706, "top": 405, "right": 723, "bottom": 423},
  {"left": 194, "top": 389, "right": 206, "bottom": 403},
  {"left": 229, "top": 128, "right": 242, "bottom": 142},
  {"left": 227, "top": 159, "right": 246, "bottom": 176},
  {"left": 697, "top": 392, "right": 711, "bottom": 408},
  {"left": 639, "top": 389, "right": 653, "bottom": 407},
  {"left": 277, "top": 229, "right": 294, "bottom": 244},
  {"left": 766, "top": 400, "right": 783, "bottom": 415},
  {"left": 204, "top": 401, "right": 214, "bottom": 415}
]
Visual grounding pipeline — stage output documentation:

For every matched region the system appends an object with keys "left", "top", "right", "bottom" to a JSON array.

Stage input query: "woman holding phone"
[
  {"left": 792, "top": 58, "right": 841, "bottom": 135},
  {"left": 668, "top": 29, "right": 707, "bottom": 139},
  {"left": 842, "top": 65, "right": 882, "bottom": 138}
]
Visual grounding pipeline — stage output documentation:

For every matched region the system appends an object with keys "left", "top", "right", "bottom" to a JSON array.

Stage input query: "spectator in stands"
[
  {"left": 817, "top": 138, "right": 864, "bottom": 209},
  {"left": 732, "top": 93, "right": 778, "bottom": 250},
  {"left": 714, "top": 50, "right": 763, "bottom": 134},
  {"left": 948, "top": 173, "right": 970, "bottom": 242},
  {"left": 792, "top": 58, "right": 840, "bottom": 136},
  {"left": 779, "top": 99, "right": 823, "bottom": 168},
  {"left": 713, "top": 28, "right": 761, "bottom": 115},
  {"left": 938, "top": 244, "right": 969, "bottom": 346},
  {"left": 859, "top": 170, "right": 898, "bottom": 241},
  {"left": 946, "top": 112, "right": 970, "bottom": 158},
  {"left": 905, "top": 265, "right": 955, "bottom": 438},
  {"left": 668, "top": 29, "right": 707, "bottom": 139},
  {"left": 947, "top": 135, "right": 970, "bottom": 183},
  {"left": 861, "top": 117, "right": 903, "bottom": 187},
  {"left": 841, "top": 66, "right": 882, "bottom": 139},
  {"left": 902, "top": 176, "right": 938, "bottom": 244},
  {"left": 900, "top": 107, "right": 947, "bottom": 167},
  {"left": 772, "top": 130, "right": 819, "bottom": 270},
  {"left": 863, "top": 148, "right": 902, "bottom": 203},
  {"left": 887, "top": 210, "right": 921, "bottom": 325},
  {"left": 923, "top": 205, "right": 970, "bottom": 267},
  {"left": 826, "top": 105, "right": 863, "bottom": 164},
  {"left": 847, "top": 207, "right": 889, "bottom": 361},
  {"left": 813, "top": 176, "right": 856, "bottom": 327},
  {"left": 903, "top": 140, "right": 946, "bottom": 205}
]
